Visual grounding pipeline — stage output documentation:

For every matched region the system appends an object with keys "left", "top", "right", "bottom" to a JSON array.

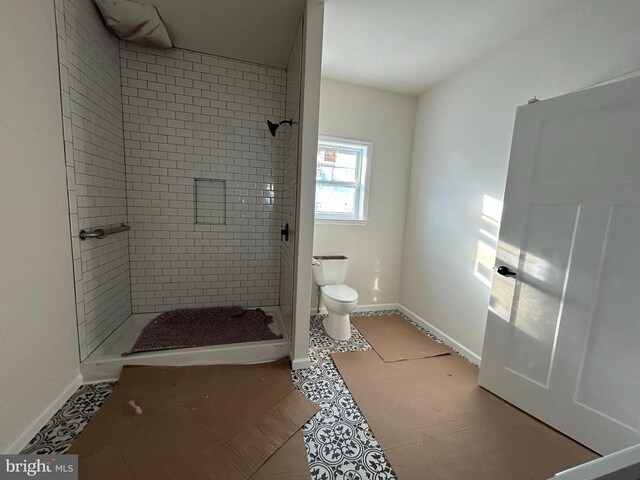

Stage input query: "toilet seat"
[{"left": 322, "top": 284, "right": 358, "bottom": 303}]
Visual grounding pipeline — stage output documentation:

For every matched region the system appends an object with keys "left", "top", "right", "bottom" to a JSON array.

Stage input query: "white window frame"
[{"left": 315, "top": 135, "right": 373, "bottom": 225}]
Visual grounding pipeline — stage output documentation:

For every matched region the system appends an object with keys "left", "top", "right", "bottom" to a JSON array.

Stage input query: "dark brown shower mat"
[{"left": 123, "top": 307, "right": 281, "bottom": 356}]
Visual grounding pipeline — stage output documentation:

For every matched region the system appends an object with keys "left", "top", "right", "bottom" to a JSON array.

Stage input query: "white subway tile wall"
[
  {"left": 279, "top": 21, "right": 303, "bottom": 338},
  {"left": 120, "top": 42, "right": 287, "bottom": 313},
  {"left": 56, "top": 0, "right": 131, "bottom": 360}
]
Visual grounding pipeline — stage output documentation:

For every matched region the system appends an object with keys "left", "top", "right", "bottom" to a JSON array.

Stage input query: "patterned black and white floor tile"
[
  {"left": 293, "top": 312, "right": 396, "bottom": 480},
  {"left": 20, "top": 309, "right": 455, "bottom": 479},
  {"left": 20, "top": 382, "right": 114, "bottom": 455}
]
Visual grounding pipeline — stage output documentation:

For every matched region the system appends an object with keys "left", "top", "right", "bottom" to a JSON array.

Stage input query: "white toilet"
[{"left": 311, "top": 256, "right": 358, "bottom": 341}]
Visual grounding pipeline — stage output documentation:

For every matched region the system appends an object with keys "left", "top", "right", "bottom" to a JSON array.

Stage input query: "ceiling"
[
  {"left": 143, "top": 0, "right": 572, "bottom": 94},
  {"left": 322, "top": 0, "right": 574, "bottom": 95},
  {"left": 149, "top": 0, "right": 305, "bottom": 68}
]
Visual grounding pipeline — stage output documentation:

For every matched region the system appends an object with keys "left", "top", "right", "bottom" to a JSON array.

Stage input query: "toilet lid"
[{"left": 323, "top": 284, "right": 358, "bottom": 303}]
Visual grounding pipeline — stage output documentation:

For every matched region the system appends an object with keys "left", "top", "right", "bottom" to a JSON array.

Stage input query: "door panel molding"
[{"left": 480, "top": 75, "right": 640, "bottom": 454}]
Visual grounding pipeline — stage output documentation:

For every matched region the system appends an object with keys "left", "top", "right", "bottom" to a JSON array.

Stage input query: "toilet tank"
[{"left": 312, "top": 256, "right": 349, "bottom": 285}]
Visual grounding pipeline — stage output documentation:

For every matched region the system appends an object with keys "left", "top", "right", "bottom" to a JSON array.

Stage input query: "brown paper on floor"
[
  {"left": 352, "top": 314, "right": 450, "bottom": 362},
  {"left": 68, "top": 359, "right": 318, "bottom": 480},
  {"left": 331, "top": 350, "right": 598, "bottom": 480},
  {"left": 249, "top": 431, "right": 310, "bottom": 480}
]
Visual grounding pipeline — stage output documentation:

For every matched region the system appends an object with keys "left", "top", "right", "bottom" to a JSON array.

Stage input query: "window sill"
[{"left": 315, "top": 219, "right": 369, "bottom": 226}]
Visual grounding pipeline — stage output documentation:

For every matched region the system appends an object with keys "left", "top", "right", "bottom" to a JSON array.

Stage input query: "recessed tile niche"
[{"left": 194, "top": 178, "right": 226, "bottom": 225}]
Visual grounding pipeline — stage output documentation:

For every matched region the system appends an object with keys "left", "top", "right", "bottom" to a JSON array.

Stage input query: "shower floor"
[{"left": 80, "top": 306, "right": 289, "bottom": 383}]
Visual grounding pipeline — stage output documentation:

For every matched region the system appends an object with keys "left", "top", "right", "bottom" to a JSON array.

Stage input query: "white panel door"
[{"left": 479, "top": 75, "right": 640, "bottom": 455}]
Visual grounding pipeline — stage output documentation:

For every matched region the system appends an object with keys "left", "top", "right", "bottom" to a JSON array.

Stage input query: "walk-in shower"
[{"left": 54, "top": 0, "right": 306, "bottom": 381}]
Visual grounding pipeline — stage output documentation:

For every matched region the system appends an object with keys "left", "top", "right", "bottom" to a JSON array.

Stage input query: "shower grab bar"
[{"left": 79, "top": 223, "right": 131, "bottom": 241}]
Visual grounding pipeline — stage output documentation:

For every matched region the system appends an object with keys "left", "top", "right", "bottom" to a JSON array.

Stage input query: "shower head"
[
  {"left": 267, "top": 120, "right": 279, "bottom": 137},
  {"left": 267, "top": 119, "right": 293, "bottom": 137}
]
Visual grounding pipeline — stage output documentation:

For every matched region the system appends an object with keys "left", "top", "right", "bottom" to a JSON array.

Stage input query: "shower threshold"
[{"left": 80, "top": 306, "right": 290, "bottom": 383}]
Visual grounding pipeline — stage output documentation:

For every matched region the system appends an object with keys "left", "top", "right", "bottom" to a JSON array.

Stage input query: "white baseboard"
[
  {"left": 291, "top": 356, "right": 311, "bottom": 370},
  {"left": 82, "top": 377, "right": 118, "bottom": 385},
  {"left": 5, "top": 373, "right": 82, "bottom": 454},
  {"left": 310, "top": 303, "right": 399, "bottom": 316},
  {"left": 398, "top": 304, "right": 481, "bottom": 366}
]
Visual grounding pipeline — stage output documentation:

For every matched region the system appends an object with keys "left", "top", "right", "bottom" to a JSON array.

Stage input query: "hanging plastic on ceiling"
[{"left": 94, "top": 0, "right": 173, "bottom": 48}]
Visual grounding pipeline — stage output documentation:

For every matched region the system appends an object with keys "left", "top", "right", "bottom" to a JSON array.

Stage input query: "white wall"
[
  {"left": 400, "top": 0, "right": 640, "bottom": 359},
  {"left": 313, "top": 79, "right": 416, "bottom": 309},
  {"left": 291, "top": 0, "right": 323, "bottom": 369},
  {"left": 0, "top": 0, "right": 80, "bottom": 452}
]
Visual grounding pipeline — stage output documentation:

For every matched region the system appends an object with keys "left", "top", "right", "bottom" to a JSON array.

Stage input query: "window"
[{"left": 315, "top": 136, "right": 372, "bottom": 223}]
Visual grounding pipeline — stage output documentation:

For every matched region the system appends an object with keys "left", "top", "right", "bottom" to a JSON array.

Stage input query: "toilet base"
[{"left": 323, "top": 313, "right": 352, "bottom": 341}]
